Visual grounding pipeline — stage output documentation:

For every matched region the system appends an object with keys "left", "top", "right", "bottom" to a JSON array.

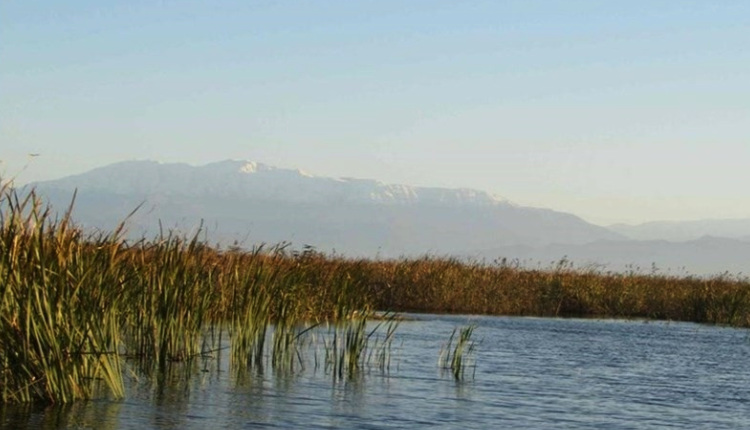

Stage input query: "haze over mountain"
[
  {"left": 609, "top": 219, "right": 750, "bottom": 242},
  {"left": 479, "top": 237, "right": 750, "bottom": 277},
  {"left": 28, "top": 160, "right": 750, "bottom": 276},
  {"left": 31, "top": 160, "right": 620, "bottom": 253}
]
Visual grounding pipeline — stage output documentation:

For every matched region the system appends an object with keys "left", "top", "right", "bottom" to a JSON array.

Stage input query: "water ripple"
[{"left": 4, "top": 316, "right": 750, "bottom": 429}]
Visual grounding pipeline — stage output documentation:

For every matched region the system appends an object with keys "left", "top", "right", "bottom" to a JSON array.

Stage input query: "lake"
[{"left": 3, "top": 314, "right": 750, "bottom": 429}]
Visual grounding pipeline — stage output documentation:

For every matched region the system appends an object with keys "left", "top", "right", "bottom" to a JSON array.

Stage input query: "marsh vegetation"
[
  {"left": 2, "top": 184, "right": 750, "bottom": 404},
  {"left": 439, "top": 325, "right": 477, "bottom": 381}
]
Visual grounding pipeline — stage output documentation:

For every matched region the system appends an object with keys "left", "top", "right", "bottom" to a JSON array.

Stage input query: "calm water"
[{"left": 3, "top": 315, "right": 750, "bottom": 429}]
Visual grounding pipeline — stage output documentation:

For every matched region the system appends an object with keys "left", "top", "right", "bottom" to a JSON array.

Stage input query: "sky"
[{"left": 1, "top": 1, "right": 749, "bottom": 225}]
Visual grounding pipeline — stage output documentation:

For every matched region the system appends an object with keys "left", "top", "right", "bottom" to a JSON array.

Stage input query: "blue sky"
[{"left": 2, "top": 1, "right": 749, "bottom": 224}]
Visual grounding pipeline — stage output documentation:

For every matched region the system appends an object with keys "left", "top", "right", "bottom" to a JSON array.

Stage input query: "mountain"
[
  {"left": 29, "top": 160, "right": 623, "bottom": 256},
  {"left": 609, "top": 219, "right": 750, "bottom": 242},
  {"left": 477, "top": 236, "right": 750, "bottom": 277},
  {"left": 43, "top": 160, "right": 508, "bottom": 206}
]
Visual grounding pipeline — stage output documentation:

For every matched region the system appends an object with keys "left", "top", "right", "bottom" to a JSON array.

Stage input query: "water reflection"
[
  {"left": 4, "top": 316, "right": 750, "bottom": 429},
  {"left": 1, "top": 399, "right": 124, "bottom": 430}
]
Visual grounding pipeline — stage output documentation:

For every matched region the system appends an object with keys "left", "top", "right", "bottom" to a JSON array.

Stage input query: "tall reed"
[
  {"left": 0, "top": 185, "right": 125, "bottom": 403},
  {"left": 226, "top": 247, "right": 274, "bottom": 375},
  {"left": 439, "top": 325, "right": 477, "bottom": 381},
  {"left": 121, "top": 231, "right": 218, "bottom": 371},
  {"left": 323, "top": 310, "right": 400, "bottom": 381}
]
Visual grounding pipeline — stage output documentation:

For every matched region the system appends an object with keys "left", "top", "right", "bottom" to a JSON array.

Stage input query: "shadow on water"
[{"left": 1, "top": 400, "right": 124, "bottom": 430}]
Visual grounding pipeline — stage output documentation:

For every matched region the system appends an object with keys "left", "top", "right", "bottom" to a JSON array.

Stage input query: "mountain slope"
[
  {"left": 44, "top": 160, "right": 508, "bottom": 206},
  {"left": 30, "top": 160, "right": 623, "bottom": 255}
]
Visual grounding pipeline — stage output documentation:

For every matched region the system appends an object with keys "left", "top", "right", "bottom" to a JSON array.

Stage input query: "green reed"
[
  {"left": 439, "top": 325, "right": 477, "bottom": 381},
  {"left": 0, "top": 186, "right": 125, "bottom": 403},
  {"left": 366, "top": 312, "right": 400, "bottom": 374},
  {"left": 227, "top": 248, "right": 274, "bottom": 374},
  {"left": 322, "top": 309, "right": 400, "bottom": 381},
  {"left": 123, "top": 234, "right": 212, "bottom": 369}
]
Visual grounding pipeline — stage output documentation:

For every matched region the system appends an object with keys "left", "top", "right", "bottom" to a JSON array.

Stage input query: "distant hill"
[
  {"left": 29, "top": 160, "right": 622, "bottom": 256},
  {"left": 476, "top": 236, "right": 750, "bottom": 277},
  {"left": 609, "top": 219, "right": 750, "bottom": 242}
]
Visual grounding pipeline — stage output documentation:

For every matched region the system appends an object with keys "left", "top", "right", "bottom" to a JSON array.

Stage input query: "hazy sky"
[{"left": 2, "top": 1, "right": 749, "bottom": 225}]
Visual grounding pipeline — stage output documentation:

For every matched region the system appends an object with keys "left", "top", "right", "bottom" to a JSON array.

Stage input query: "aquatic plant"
[
  {"left": 323, "top": 310, "right": 400, "bottom": 381},
  {"left": 439, "top": 325, "right": 477, "bottom": 381},
  {"left": 361, "top": 255, "right": 750, "bottom": 327},
  {"left": 0, "top": 186, "right": 125, "bottom": 403},
  {"left": 367, "top": 312, "right": 400, "bottom": 374},
  {"left": 121, "top": 231, "right": 219, "bottom": 371}
]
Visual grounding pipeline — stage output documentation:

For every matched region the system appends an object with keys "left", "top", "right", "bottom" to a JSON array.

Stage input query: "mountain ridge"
[
  {"left": 477, "top": 235, "right": 750, "bottom": 277},
  {"left": 609, "top": 218, "right": 750, "bottom": 242},
  {"left": 38, "top": 159, "right": 512, "bottom": 207},
  {"left": 30, "top": 159, "right": 623, "bottom": 256}
]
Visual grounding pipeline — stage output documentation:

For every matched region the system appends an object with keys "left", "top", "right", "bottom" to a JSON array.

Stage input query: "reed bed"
[
  {"left": 0, "top": 188, "right": 126, "bottom": 403},
  {"left": 0, "top": 185, "right": 373, "bottom": 403},
  {"left": 358, "top": 256, "right": 750, "bottom": 327},
  {"left": 3, "top": 183, "right": 750, "bottom": 404}
]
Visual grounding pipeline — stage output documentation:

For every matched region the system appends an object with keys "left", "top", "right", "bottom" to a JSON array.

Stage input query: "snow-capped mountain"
[
  {"left": 30, "top": 159, "right": 622, "bottom": 257},
  {"left": 44, "top": 160, "right": 509, "bottom": 207}
]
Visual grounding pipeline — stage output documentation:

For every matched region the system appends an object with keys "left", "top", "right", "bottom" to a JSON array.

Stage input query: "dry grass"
[{"left": 358, "top": 256, "right": 750, "bottom": 326}]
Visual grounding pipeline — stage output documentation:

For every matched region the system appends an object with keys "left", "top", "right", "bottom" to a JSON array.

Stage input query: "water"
[{"left": 3, "top": 315, "right": 750, "bottom": 429}]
